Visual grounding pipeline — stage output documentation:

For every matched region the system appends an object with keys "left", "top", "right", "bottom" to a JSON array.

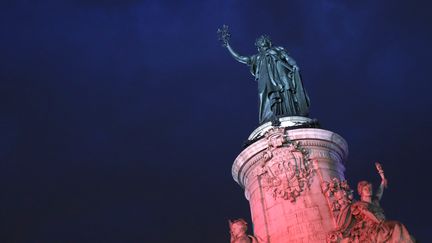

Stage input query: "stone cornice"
[{"left": 232, "top": 128, "right": 348, "bottom": 187}]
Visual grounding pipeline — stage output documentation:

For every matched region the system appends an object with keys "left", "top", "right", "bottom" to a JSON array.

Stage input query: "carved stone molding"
[
  {"left": 297, "top": 140, "right": 345, "bottom": 162},
  {"left": 233, "top": 128, "right": 348, "bottom": 191}
]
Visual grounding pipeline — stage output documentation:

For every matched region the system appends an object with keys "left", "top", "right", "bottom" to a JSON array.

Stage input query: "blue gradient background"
[{"left": 1, "top": 0, "right": 431, "bottom": 242}]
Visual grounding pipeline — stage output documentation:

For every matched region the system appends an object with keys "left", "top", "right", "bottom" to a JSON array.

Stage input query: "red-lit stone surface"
[{"left": 232, "top": 127, "right": 348, "bottom": 243}]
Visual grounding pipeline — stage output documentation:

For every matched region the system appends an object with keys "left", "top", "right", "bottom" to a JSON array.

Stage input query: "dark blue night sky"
[{"left": 1, "top": 0, "right": 431, "bottom": 242}]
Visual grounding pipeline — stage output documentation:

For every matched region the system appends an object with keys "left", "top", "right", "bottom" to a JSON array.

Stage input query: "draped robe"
[{"left": 248, "top": 47, "right": 310, "bottom": 123}]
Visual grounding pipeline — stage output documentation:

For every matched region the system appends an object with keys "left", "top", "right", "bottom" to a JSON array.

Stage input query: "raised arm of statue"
[
  {"left": 375, "top": 162, "right": 387, "bottom": 200},
  {"left": 217, "top": 25, "right": 251, "bottom": 65},
  {"left": 375, "top": 183, "right": 385, "bottom": 201},
  {"left": 226, "top": 44, "right": 251, "bottom": 65}
]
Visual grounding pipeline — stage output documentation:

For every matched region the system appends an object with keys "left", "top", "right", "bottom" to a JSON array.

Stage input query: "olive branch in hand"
[{"left": 217, "top": 25, "right": 231, "bottom": 47}]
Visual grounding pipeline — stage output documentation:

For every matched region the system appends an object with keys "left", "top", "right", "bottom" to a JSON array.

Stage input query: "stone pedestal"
[{"left": 232, "top": 120, "right": 349, "bottom": 243}]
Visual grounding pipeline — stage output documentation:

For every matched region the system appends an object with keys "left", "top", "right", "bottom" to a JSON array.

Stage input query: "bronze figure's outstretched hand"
[
  {"left": 218, "top": 25, "right": 250, "bottom": 65},
  {"left": 217, "top": 24, "right": 230, "bottom": 47}
]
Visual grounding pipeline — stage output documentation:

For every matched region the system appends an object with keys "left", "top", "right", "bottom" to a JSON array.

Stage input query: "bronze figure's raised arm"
[
  {"left": 218, "top": 25, "right": 250, "bottom": 65},
  {"left": 218, "top": 25, "right": 310, "bottom": 124}
]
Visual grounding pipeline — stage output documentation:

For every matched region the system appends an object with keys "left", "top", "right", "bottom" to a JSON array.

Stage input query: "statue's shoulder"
[
  {"left": 273, "top": 46, "right": 287, "bottom": 54},
  {"left": 272, "top": 46, "right": 291, "bottom": 60},
  {"left": 267, "top": 49, "right": 278, "bottom": 55},
  {"left": 273, "top": 46, "right": 285, "bottom": 51},
  {"left": 247, "top": 54, "right": 256, "bottom": 63}
]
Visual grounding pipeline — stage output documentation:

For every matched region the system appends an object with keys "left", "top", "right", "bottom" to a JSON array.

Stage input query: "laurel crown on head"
[{"left": 255, "top": 35, "right": 272, "bottom": 48}]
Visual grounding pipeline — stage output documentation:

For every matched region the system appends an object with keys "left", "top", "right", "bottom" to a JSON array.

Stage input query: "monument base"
[{"left": 232, "top": 118, "right": 349, "bottom": 243}]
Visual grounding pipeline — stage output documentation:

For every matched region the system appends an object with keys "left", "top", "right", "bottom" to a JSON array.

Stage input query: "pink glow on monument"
[
  {"left": 230, "top": 127, "right": 415, "bottom": 242},
  {"left": 232, "top": 128, "right": 345, "bottom": 242}
]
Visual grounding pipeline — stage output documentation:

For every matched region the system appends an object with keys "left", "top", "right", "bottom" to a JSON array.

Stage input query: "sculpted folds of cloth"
[{"left": 218, "top": 25, "right": 310, "bottom": 123}]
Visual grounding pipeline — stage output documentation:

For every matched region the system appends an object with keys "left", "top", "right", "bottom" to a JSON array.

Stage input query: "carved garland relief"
[{"left": 321, "top": 178, "right": 354, "bottom": 213}]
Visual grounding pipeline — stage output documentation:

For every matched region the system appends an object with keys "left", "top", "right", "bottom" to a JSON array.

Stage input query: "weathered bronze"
[{"left": 218, "top": 25, "right": 310, "bottom": 123}]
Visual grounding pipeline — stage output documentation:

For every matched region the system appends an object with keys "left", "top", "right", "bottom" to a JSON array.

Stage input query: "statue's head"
[
  {"left": 255, "top": 35, "right": 272, "bottom": 52},
  {"left": 229, "top": 219, "right": 248, "bottom": 236},
  {"left": 357, "top": 181, "right": 372, "bottom": 197}
]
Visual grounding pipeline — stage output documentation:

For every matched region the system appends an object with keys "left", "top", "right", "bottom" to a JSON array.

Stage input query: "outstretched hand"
[
  {"left": 375, "top": 162, "right": 388, "bottom": 188},
  {"left": 217, "top": 25, "right": 231, "bottom": 47}
]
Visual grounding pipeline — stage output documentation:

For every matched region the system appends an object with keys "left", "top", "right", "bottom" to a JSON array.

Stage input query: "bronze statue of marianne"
[{"left": 218, "top": 25, "right": 310, "bottom": 124}]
